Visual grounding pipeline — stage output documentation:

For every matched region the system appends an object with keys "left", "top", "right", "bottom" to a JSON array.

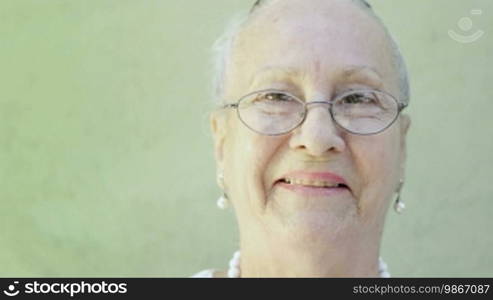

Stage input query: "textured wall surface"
[{"left": 1, "top": 0, "right": 492, "bottom": 277}]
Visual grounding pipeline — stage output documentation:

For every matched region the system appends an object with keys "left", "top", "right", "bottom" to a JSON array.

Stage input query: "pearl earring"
[
  {"left": 216, "top": 172, "right": 230, "bottom": 210},
  {"left": 393, "top": 179, "right": 405, "bottom": 214},
  {"left": 217, "top": 194, "right": 229, "bottom": 210}
]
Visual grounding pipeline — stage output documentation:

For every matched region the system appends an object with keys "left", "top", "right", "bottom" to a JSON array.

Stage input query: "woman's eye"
[
  {"left": 262, "top": 93, "right": 293, "bottom": 102},
  {"left": 342, "top": 93, "right": 376, "bottom": 104}
]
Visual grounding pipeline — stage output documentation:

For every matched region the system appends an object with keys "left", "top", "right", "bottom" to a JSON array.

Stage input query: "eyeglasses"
[{"left": 222, "top": 89, "right": 407, "bottom": 136}]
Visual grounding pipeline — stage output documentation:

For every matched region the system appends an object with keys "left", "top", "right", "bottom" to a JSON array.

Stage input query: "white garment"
[
  {"left": 191, "top": 266, "right": 391, "bottom": 278},
  {"left": 191, "top": 269, "right": 216, "bottom": 278}
]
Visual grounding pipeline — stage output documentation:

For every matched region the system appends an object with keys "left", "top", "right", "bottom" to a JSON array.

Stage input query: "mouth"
[
  {"left": 273, "top": 172, "right": 351, "bottom": 197},
  {"left": 276, "top": 178, "right": 349, "bottom": 189}
]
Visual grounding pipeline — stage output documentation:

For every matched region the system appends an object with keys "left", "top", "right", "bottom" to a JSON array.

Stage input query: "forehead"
[{"left": 226, "top": 0, "right": 396, "bottom": 98}]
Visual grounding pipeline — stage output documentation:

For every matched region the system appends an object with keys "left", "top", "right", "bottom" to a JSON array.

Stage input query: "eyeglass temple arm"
[
  {"left": 222, "top": 103, "right": 238, "bottom": 109},
  {"left": 398, "top": 101, "right": 408, "bottom": 111}
]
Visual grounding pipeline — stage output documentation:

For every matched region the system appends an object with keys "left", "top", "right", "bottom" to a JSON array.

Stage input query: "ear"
[
  {"left": 210, "top": 110, "right": 228, "bottom": 171},
  {"left": 398, "top": 113, "right": 411, "bottom": 175}
]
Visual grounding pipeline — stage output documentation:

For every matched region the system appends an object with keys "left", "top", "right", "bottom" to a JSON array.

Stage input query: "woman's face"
[{"left": 211, "top": 0, "right": 410, "bottom": 248}]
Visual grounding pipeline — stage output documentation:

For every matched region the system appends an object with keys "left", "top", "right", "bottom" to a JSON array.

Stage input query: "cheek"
[
  {"left": 223, "top": 122, "right": 285, "bottom": 213},
  {"left": 348, "top": 131, "right": 401, "bottom": 218}
]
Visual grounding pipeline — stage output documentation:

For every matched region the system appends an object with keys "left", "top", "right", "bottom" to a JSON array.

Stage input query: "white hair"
[{"left": 210, "top": 0, "right": 410, "bottom": 106}]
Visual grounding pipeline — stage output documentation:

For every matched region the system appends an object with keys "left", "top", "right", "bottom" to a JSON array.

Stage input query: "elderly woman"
[{"left": 194, "top": 0, "right": 411, "bottom": 277}]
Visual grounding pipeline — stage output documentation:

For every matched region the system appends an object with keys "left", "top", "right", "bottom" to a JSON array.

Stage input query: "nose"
[{"left": 289, "top": 102, "right": 346, "bottom": 157}]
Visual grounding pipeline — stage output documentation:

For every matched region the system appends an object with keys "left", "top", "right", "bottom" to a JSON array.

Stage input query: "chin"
[{"left": 268, "top": 197, "right": 360, "bottom": 245}]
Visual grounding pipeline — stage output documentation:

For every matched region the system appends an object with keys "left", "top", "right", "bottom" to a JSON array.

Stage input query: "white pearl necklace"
[{"left": 227, "top": 250, "right": 391, "bottom": 278}]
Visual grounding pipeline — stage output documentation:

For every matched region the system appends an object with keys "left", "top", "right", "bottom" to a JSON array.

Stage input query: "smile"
[
  {"left": 274, "top": 171, "right": 351, "bottom": 197},
  {"left": 279, "top": 178, "right": 348, "bottom": 188}
]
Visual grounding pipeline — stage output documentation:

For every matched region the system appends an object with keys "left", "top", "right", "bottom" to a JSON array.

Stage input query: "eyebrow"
[
  {"left": 341, "top": 65, "right": 383, "bottom": 81},
  {"left": 248, "top": 66, "right": 300, "bottom": 89},
  {"left": 249, "top": 65, "right": 383, "bottom": 87}
]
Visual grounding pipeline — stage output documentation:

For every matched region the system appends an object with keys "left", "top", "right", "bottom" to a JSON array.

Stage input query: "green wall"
[{"left": 1, "top": 0, "right": 492, "bottom": 277}]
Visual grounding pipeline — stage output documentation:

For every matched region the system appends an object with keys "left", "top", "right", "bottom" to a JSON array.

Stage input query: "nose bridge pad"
[
  {"left": 306, "top": 101, "right": 331, "bottom": 111},
  {"left": 303, "top": 101, "right": 334, "bottom": 129},
  {"left": 290, "top": 100, "right": 344, "bottom": 155}
]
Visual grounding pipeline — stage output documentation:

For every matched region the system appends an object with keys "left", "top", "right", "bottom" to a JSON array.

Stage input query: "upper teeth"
[{"left": 283, "top": 178, "right": 341, "bottom": 188}]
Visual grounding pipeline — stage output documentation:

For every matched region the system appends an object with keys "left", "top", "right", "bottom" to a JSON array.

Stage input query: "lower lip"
[{"left": 276, "top": 182, "right": 349, "bottom": 197}]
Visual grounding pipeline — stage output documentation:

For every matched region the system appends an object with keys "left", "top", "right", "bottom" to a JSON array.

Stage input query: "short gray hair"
[{"left": 211, "top": 0, "right": 410, "bottom": 106}]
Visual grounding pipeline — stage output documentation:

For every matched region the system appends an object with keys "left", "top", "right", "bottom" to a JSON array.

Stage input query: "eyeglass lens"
[{"left": 236, "top": 90, "right": 400, "bottom": 135}]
